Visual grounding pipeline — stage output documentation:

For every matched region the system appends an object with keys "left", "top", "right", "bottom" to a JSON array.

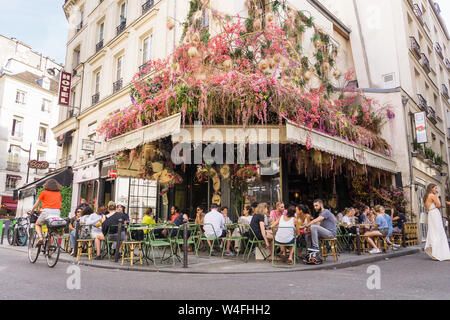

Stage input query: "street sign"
[
  {"left": 82, "top": 139, "right": 95, "bottom": 152},
  {"left": 414, "top": 112, "right": 427, "bottom": 144}
]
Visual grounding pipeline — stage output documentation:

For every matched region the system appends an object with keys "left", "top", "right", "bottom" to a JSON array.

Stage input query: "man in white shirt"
[{"left": 203, "top": 204, "right": 225, "bottom": 238}]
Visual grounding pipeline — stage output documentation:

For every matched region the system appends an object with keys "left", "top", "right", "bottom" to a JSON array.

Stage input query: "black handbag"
[
  {"left": 29, "top": 213, "right": 39, "bottom": 223},
  {"left": 131, "top": 229, "right": 144, "bottom": 241}
]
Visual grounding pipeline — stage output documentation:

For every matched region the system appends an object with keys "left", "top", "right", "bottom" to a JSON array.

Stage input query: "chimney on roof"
[{"left": 37, "top": 77, "right": 51, "bottom": 90}]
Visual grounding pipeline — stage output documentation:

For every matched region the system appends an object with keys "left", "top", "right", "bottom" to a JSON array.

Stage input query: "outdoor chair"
[
  {"left": 196, "top": 223, "right": 222, "bottom": 258},
  {"left": 221, "top": 223, "right": 247, "bottom": 258},
  {"left": 144, "top": 226, "right": 175, "bottom": 268},
  {"left": 271, "top": 226, "right": 297, "bottom": 268},
  {"left": 76, "top": 226, "right": 94, "bottom": 261},
  {"left": 121, "top": 241, "right": 143, "bottom": 266},
  {"left": 169, "top": 223, "right": 199, "bottom": 264},
  {"left": 103, "top": 224, "right": 126, "bottom": 260},
  {"left": 319, "top": 238, "right": 338, "bottom": 262},
  {"left": 243, "top": 227, "right": 270, "bottom": 263}
]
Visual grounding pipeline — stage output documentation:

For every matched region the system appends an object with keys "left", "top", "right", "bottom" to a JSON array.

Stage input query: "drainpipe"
[{"left": 402, "top": 94, "right": 415, "bottom": 222}]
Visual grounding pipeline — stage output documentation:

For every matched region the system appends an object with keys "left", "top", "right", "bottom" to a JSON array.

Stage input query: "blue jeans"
[{"left": 70, "top": 230, "right": 76, "bottom": 249}]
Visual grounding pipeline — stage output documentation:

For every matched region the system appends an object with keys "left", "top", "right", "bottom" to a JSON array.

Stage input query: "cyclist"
[{"left": 30, "top": 179, "right": 63, "bottom": 245}]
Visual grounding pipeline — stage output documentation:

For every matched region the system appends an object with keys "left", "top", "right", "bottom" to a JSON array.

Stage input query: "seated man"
[
  {"left": 203, "top": 204, "right": 226, "bottom": 254},
  {"left": 94, "top": 201, "right": 129, "bottom": 260},
  {"left": 304, "top": 199, "right": 337, "bottom": 252}
]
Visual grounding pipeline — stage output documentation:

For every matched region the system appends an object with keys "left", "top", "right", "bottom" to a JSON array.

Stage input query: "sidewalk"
[{"left": 0, "top": 242, "right": 423, "bottom": 274}]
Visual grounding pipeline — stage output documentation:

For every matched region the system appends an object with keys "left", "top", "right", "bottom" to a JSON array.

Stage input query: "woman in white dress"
[{"left": 423, "top": 184, "right": 450, "bottom": 261}]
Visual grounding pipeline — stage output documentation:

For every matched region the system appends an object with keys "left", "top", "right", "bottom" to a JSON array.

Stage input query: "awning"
[
  {"left": 1, "top": 196, "right": 17, "bottom": 210},
  {"left": 16, "top": 167, "right": 73, "bottom": 199},
  {"left": 106, "top": 113, "right": 181, "bottom": 153},
  {"left": 7, "top": 175, "right": 22, "bottom": 180},
  {"left": 286, "top": 120, "right": 397, "bottom": 173}
]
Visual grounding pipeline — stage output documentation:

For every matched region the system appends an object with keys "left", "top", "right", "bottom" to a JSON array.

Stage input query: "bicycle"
[
  {"left": 28, "top": 216, "right": 68, "bottom": 268},
  {"left": 7, "top": 217, "right": 28, "bottom": 246}
]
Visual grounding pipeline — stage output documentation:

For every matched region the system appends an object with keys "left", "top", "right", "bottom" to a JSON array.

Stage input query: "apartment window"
[
  {"left": 41, "top": 99, "right": 51, "bottom": 112},
  {"left": 143, "top": 36, "right": 152, "bottom": 64},
  {"left": 11, "top": 118, "right": 23, "bottom": 138},
  {"left": 88, "top": 122, "right": 97, "bottom": 139},
  {"left": 5, "top": 175, "right": 19, "bottom": 190},
  {"left": 116, "top": 55, "right": 124, "bottom": 80},
  {"left": 74, "top": 48, "right": 81, "bottom": 67},
  {"left": 95, "top": 71, "right": 101, "bottom": 93},
  {"left": 38, "top": 125, "right": 48, "bottom": 143},
  {"left": 37, "top": 150, "right": 46, "bottom": 162},
  {"left": 99, "top": 22, "right": 104, "bottom": 42},
  {"left": 120, "top": 2, "right": 127, "bottom": 20},
  {"left": 8, "top": 145, "right": 20, "bottom": 163},
  {"left": 15, "top": 90, "right": 26, "bottom": 104}
]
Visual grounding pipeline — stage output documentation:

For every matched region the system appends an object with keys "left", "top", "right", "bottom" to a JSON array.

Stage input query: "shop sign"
[
  {"left": 28, "top": 160, "right": 49, "bottom": 169},
  {"left": 82, "top": 139, "right": 96, "bottom": 152},
  {"left": 58, "top": 71, "right": 72, "bottom": 106},
  {"left": 414, "top": 112, "right": 427, "bottom": 144},
  {"left": 108, "top": 170, "right": 117, "bottom": 178}
]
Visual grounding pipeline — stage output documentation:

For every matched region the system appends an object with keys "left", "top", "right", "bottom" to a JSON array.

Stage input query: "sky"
[
  {"left": 0, "top": 0, "right": 68, "bottom": 65},
  {"left": 0, "top": 0, "right": 449, "bottom": 68}
]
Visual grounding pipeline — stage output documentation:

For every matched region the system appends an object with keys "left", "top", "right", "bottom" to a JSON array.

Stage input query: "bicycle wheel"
[
  {"left": 28, "top": 229, "right": 40, "bottom": 263},
  {"left": 46, "top": 235, "right": 61, "bottom": 268},
  {"left": 7, "top": 227, "right": 15, "bottom": 245},
  {"left": 17, "top": 227, "right": 28, "bottom": 246}
]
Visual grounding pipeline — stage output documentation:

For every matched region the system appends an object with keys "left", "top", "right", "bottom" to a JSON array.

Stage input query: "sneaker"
[
  {"left": 393, "top": 244, "right": 401, "bottom": 248},
  {"left": 308, "top": 247, "right": 320, "bottom": 252},
  {"left": 225, "top": 251, "right": 235, "bottom": 256},
  {"left": 94, "top": 255, "right": 103, "bottom": 260},
  {"left": 369, "top": 248, "right": 382, "bottom": 254}
]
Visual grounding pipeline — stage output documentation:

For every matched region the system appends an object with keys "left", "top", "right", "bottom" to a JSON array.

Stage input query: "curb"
[{"left": 1, "top": 244, "right": 423, "bottom": 274}]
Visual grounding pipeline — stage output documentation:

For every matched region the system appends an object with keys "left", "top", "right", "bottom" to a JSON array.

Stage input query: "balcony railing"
[
  {"left": 116, "top": 21, "right": 126, "bottom": 36},
  {"left": 413, "top": 4, "right": 423, "bottom": 24},
  {"left": 6, "top": 162, "right": 20, "bottom": 172},
  {"left": 435, "top": 42, "right": 443, "bottom": 59},
  {"left": 421, "top": 53, "right": 431, "bottom": 74},
  {"left": 139, "top": 62, "right": 150, "bottom": 77},
  {"left": 96, "top": 40, "right": 104, "bottom": 52},
  {"left": 427, "top": 106, "right": 437, "bottom": 124},
  {"left": 113, "top": 78, "right": 123, "bottom": 93},
  {"left": 410, "top": 36, "right": 421, "bottom": 59},
  {"left": 445, "top": 59, "right": 450, "bottom": 72},
  {"left": 59, "top": 155, "right": 72, "bottom": 168},
  {"left": 417, "top": 94, "right": 427, "bottom": 111},
  {"left": 92, "top": 92, "right": 100, "bottom": 105},
  {"left": 142, "top": 0, "right": 155, "bottom": 15},
  {"left": 442, "top": 84, "right": 449, "bottom": 99}
]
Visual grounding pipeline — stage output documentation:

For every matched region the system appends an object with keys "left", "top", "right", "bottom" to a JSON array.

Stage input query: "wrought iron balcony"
[
  {"left": 142, "top": 0, "right": 155, "bottom": 15},
  {"left": 435, "top": 42, "right": 443, "bottom": 59},
  {"left": 417, "top": 94, "right": 428, "bottom": 111},
  {"left": 421, "top": 53, "right": 431, "bottom": 74},
  {"left": 410, "top": 37, "right": 421, "bottom": 59},
  {"left": 92, "top": 92, "right": 100, "bottom": 105},
  {"left": 442, "top": 84, "right": 449, "bottom": 99},
  {"left": 7, "top": 162, "right": 20, "bottom": 172},
  {"left": 116, "top": 21, "right": 126, "bottom": 36},
  {"left": 427, "top": 106, "right": 437, "bottom": 124},
  {"left": 445, "top": 59, "right": 450, "bottom": 72},
  {"left": 413, "top": 4, "right": 423, "bottom": 24},
  {"left": 113, "top": 78, "right": 123, "bottom": 93},
  {"left": 139, "top": 62, "right": 151, "bottom": 77},
  {"left": 96, "top": 40, "right": 104, "bottom": 52},
  {"left": 59, "top": 155, "right": 72, "bottom": 168}
]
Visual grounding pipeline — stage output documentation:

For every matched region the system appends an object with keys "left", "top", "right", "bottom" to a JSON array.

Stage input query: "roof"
[{"left": 10, "top": 71, "right": 59, "bottom": 93}]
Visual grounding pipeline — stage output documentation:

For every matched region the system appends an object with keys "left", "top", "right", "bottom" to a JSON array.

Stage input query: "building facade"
[
  {"left": 0, "top": 35, "right": 62, "bottom": 216},
  {"left": 318, "top": 0, "right": 450, "bottom": 237}
]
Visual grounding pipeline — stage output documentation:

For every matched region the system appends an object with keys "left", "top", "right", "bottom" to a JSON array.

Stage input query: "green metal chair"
[
  {"left": 271, "top": 226, "right": 297, "bottom": 268},
  {"left": 169, "top": 223, "right": 199, "bottom": 264},
  {"left": 144, "top": 225, "right": 175, "bottom": 268},
  {"left": 243, "top": 226, "right": 270, "bottom": 262},
  {"left": 196, "top": 223, "right": 221, "bottom": 258},
  {"left": 221, "top": 224, "right": 247, "bottom": 258}
]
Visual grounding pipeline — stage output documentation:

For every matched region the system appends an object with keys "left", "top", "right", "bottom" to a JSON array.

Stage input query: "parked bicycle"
[
  {"left": 28, "top": 216, "right": 68, "bottom": 268},
  {"left": 7, "top": 217, "right": 29, "bottom": 246}
]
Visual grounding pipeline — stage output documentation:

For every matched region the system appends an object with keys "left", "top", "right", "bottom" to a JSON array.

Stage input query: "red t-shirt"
[
  {"left": 170, "top": 213, "right": 180, "bottom": 223},
  {"left": 39, "top": 191, "right": 62, "bottom": 209}
]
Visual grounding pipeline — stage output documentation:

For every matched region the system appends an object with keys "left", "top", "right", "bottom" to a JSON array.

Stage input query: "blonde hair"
[
  {"left": 255, "top": 203, "right": 268, "bottom": 215},
  {"left": 374, "top": 205, "right": 384, "bottom": 214}
]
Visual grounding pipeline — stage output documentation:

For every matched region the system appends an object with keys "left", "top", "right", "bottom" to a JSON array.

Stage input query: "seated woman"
[
  {"left": 195, "top": 205, "right": 206, "bottom": 225},
  {"left": 364, "top": 205, "right": 389, "bottom": 254},
  {"left": 295, "top": 204, "right": 311, "bottom": 247},
  {"left": 271, "top": 206, "right": 299, "bottom": 265},
  {"left": 69, "top": 208, "right": 83, "bottom": 256},
  {"left": 245, "top": 203, "right": 274, "bottom": 258},
  {"left": 142, "top": 208, "right": 156, "bottom": 231},
  {"left": 232, "top": 205, "right": 253, "bottom": 253},
  {"left": 84, "top": 206, "right": 106, "bottom": 240},
  {"left": 340, "top": 208, "right": 357, "bottom": 234}
]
